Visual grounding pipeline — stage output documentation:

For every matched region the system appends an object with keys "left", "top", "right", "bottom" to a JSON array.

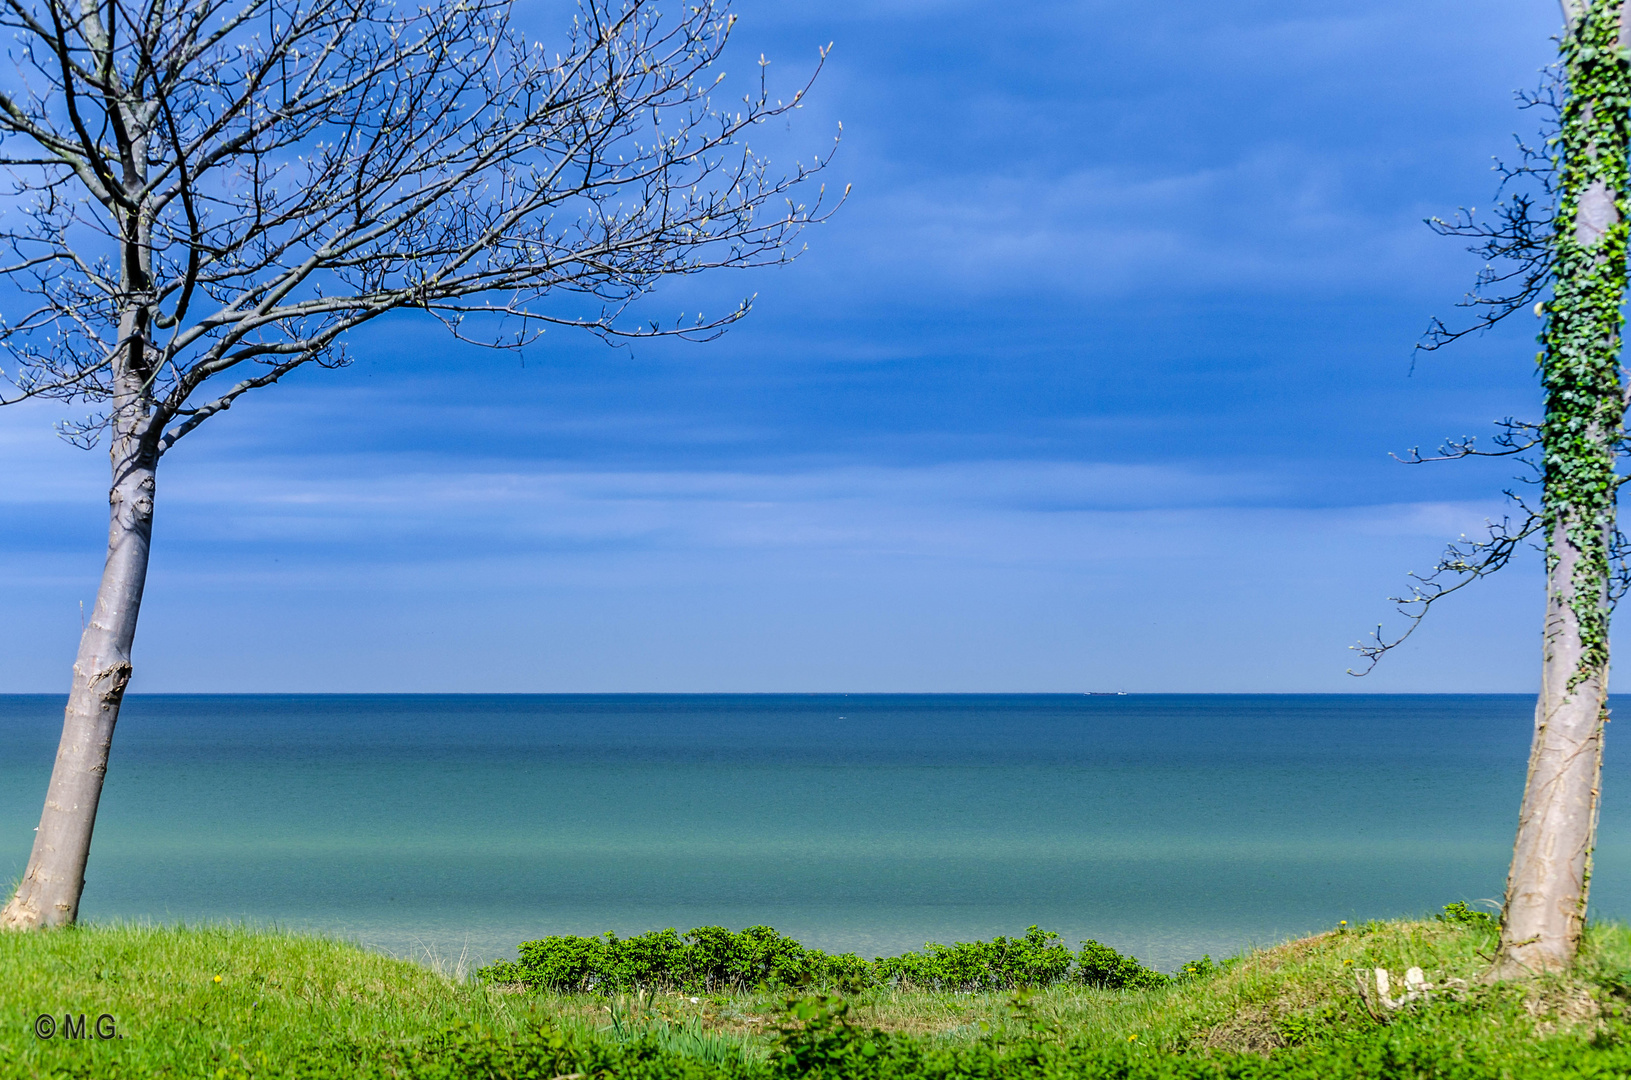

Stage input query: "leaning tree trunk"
[
  {"left": 1, "top": 414, "right": 157, "bottom": 928},
  {"left": 1495, "top": 519, "right": 1612, "bottom": 975},
  {"left": 1490, "top": 0, "right": 1630, "bottom": 978}
]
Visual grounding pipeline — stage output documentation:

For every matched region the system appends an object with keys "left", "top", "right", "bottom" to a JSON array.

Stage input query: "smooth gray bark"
[
  {"left": 1, "top": 429, "right": 155, "bottom": 928},
  {"left": 3, "top": 171, "right": 156, "bottom": 927},
  {"left": 1491, "top": 515, "right": 1608, "bottom": 976}
]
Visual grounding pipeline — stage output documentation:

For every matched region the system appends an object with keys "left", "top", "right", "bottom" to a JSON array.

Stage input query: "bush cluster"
[
  {"left": 477, "top": 925, "right": 1173, "bottom": 993},
  {"left": 1077, "top": 936, "right": 1173, "bottom": 990},
  {"left": 476, "top": 925, "right": 866, "bottom": 994},
  {"left": 1435, "top": 901, "right": 1497, "bottom": 929}
]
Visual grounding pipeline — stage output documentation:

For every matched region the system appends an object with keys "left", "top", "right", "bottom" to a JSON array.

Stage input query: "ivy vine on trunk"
[{"left": 1492, "top": 0, "right": 1630, "bottom": 978}]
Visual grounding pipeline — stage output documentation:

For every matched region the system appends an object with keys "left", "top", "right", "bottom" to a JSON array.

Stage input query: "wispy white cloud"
[
  {"left": 766, "top": 0, "right": 1555, "bottom": 302},
  {"left": 0, "top": 421, "right": 1541, "bottom": 692},
  {"left": 845, "top": 149, "right": 1442, "bottom": 298}
]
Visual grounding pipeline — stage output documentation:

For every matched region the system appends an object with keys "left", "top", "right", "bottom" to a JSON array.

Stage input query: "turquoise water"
[{"left": 2, "top": 694, "right": 1626, "bottom": 971}]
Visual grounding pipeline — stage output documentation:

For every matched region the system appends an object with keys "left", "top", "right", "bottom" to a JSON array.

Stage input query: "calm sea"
[{"left": 2, "top": 694, "right": 1625, "bottom": 971}]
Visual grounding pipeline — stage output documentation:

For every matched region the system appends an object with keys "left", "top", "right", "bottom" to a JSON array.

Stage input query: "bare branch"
[
  {"left": 0, "top": 0, "right": 839, "bottom": 451},
  {"left": 1349, "top": 508, "right": 1543, "bottom": 676},
  {"left": 1393, "top": 418, "right": 1543, "bottom": 465},
  {"left": 1417, "top": 69, "right": 1561, "bottom": 354}
]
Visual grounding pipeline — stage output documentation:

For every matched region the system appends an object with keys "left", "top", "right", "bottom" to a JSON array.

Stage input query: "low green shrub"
[
  {"left": 873, "top": 926, "right": 1078, "bottom": 990},
  {"left": 1436, "top": 901, "right": 1498, "bottom": 930},
  {"left": 479, "top": 924, "right": 1169, "bottom": 993},
  {"left": 477, "top": 925, "right": 871, "bottom": 993},
  {"left": 1077, "top": 937, "right": 1170, "bottom": 990}
]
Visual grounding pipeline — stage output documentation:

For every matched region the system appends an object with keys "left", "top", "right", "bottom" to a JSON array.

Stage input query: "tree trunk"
[
  {"left": 1489, "top": 0, "right": 1628, "bottom": 977},
  {"left": 1, "top": 436, "right": 156, "bottom": 929},
  {"left": 1490, "top": 516, "right": 1607, "bottom": 976}
]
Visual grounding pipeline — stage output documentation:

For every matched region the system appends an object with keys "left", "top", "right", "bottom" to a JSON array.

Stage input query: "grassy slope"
[{"left": 2, "top": 917, "right": 1629, "bottom": 1078}]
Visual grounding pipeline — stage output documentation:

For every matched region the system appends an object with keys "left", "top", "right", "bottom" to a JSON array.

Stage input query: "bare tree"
[
  {"left": 1354, "top": 0, "right": 1629, "bottom": 975},
  {"left": 0, "top": 0, "right": 837, "bottom": 929}
]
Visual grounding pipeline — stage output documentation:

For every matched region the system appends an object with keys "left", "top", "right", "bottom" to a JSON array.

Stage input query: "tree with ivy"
[
  {"left": 0, "top": 0, "right": 836, "bottom": 930},
  {"left": 1486, "top": 0, "right": 1630, "bottom": 977},
  {"left": 1357, "top": 0, "right": 1629, "bottom": 976}
]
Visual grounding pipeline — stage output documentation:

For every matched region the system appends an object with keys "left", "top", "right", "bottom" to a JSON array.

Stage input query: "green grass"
[
  {"left": 4, "top": 916, "right": 1631, "bottom": 1078},
  {"left": 0, "top": 923, "right": 531, "bottom": 1076}
]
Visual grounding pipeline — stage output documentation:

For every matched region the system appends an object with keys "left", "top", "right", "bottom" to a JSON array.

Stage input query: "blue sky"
[{"left": 0, "top": 0, "right": 1575, "bottom": 692}]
